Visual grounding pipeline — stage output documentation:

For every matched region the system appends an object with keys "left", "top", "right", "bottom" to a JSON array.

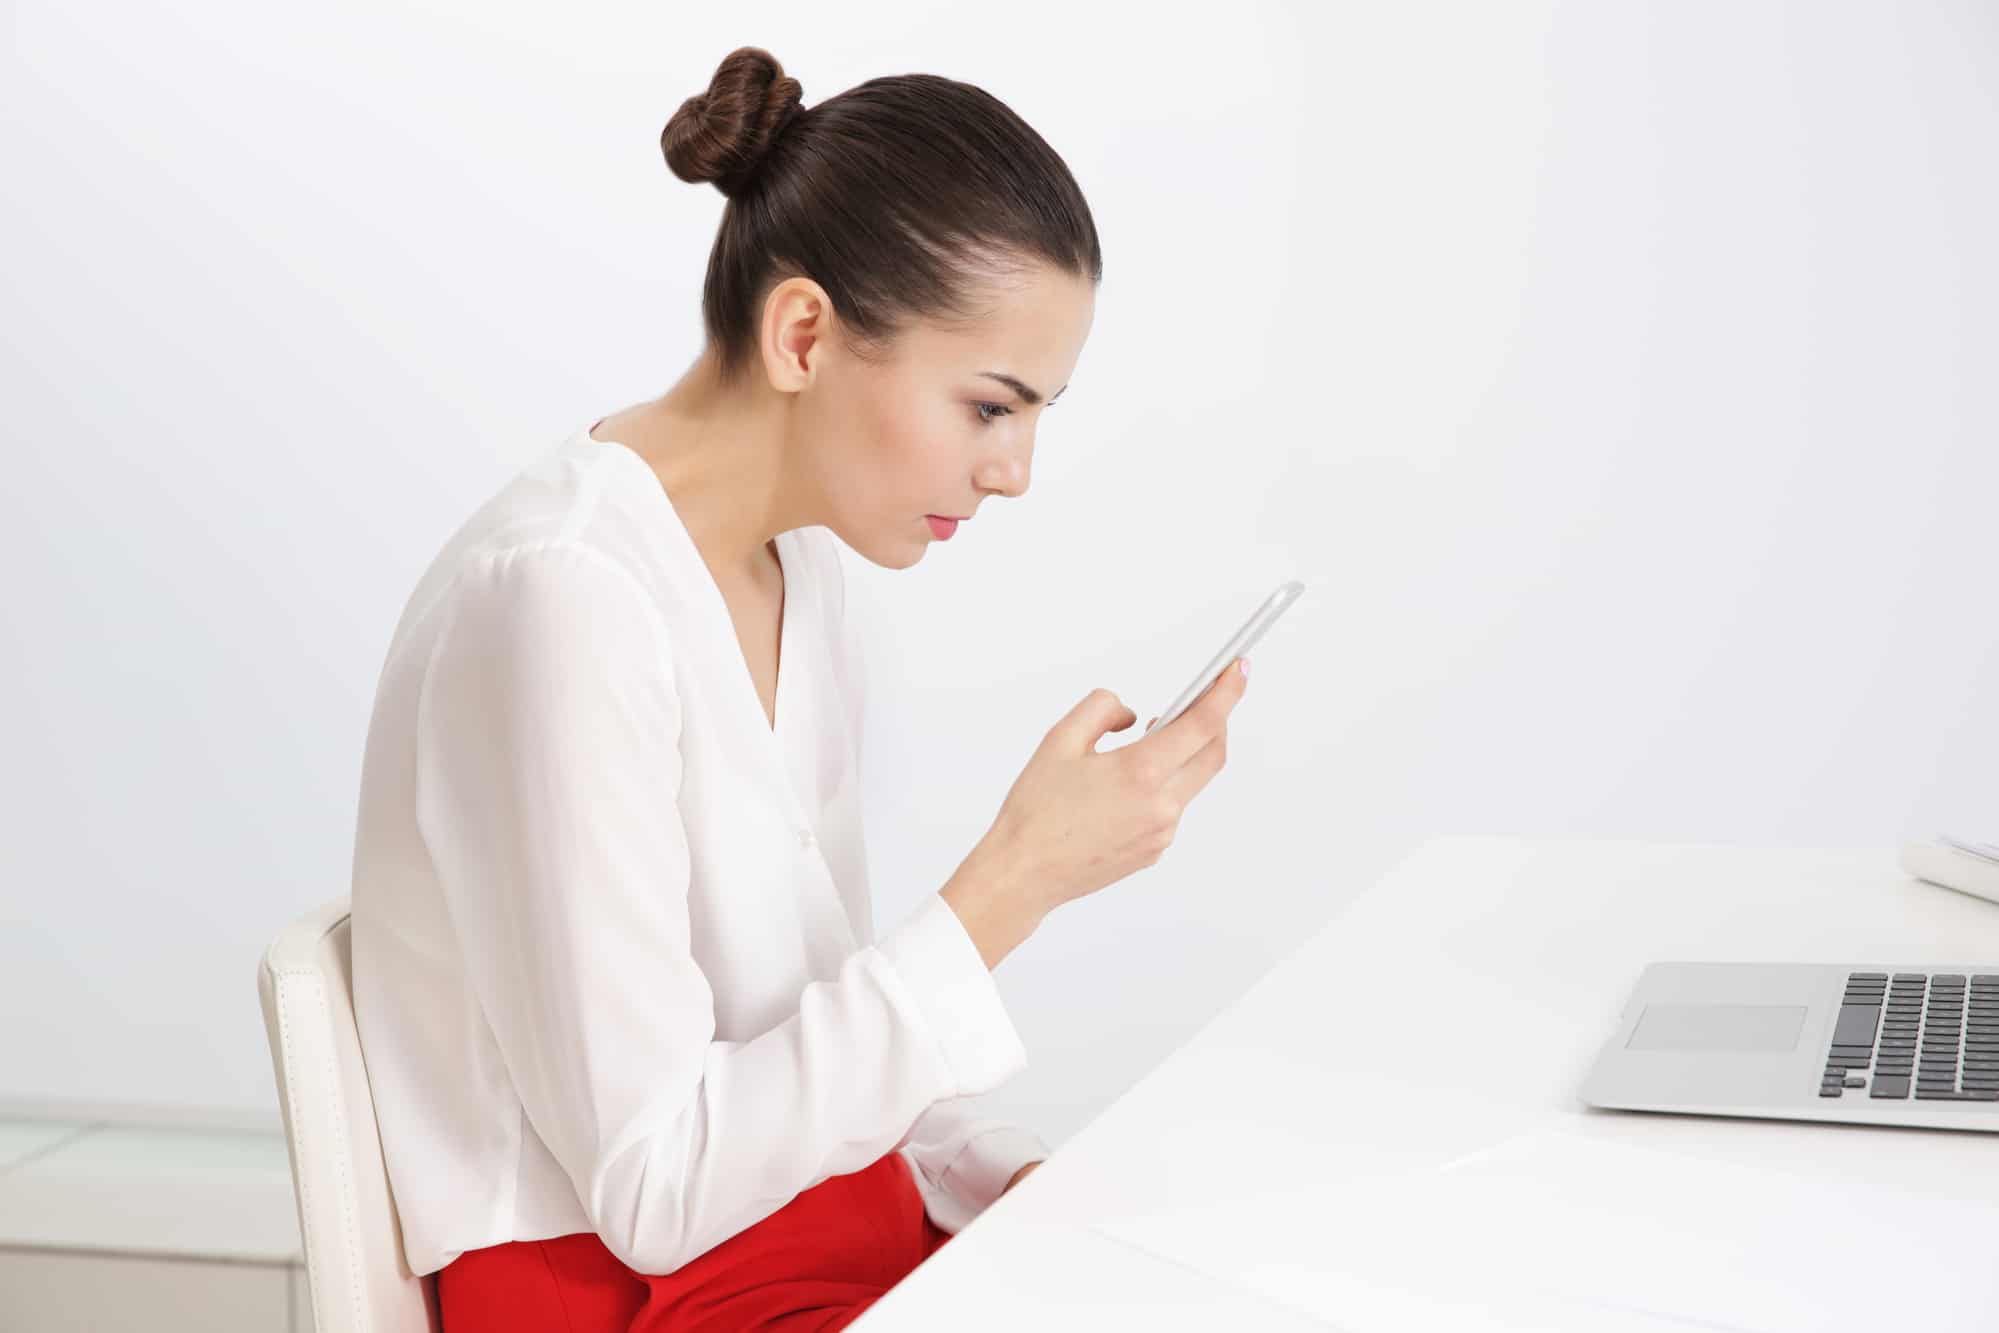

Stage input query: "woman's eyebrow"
[{"left": 978, "top": 371, "right": 1068, "bottom": 406}]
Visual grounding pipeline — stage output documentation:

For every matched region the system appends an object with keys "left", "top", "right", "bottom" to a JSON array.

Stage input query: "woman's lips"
[{"left": 926, "top": 515, "right": 959, "bottom": 540}]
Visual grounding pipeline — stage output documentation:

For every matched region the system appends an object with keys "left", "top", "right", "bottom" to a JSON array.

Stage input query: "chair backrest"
[{"left": 258, "top": 898, "right": 441, "bottom": 1333}]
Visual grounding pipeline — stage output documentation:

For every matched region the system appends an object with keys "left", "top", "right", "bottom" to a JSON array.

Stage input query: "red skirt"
[{"left": 436, "top": 1149, "right": 954, "bottom": 1332}]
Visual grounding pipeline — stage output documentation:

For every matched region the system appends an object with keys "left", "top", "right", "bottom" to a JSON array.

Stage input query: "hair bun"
[{"left": 661, "top": 47, "right": 806, "bottom": 198}]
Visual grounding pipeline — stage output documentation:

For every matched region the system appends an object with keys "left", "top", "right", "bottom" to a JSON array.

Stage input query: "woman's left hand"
[{"left": 1001, "top": 1159, "right": 1045, "bottom": 1195}]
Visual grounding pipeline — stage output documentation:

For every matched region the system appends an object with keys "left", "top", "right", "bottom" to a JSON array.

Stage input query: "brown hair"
[{"left": 661, "top": 47, "right": 1102, "bottom": 385}]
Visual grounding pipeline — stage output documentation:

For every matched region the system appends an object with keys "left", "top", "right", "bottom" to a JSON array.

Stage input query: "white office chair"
[{"left": 259, "top": 898, "right": 442, "bottom": 1333}]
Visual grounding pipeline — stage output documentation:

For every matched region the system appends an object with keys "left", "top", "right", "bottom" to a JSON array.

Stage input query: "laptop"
[
  {"left": 1580, "top": 963, "right": 1999, "bottom": 1130},
  {"left": 1582, "top": 839, "right": 1999, "bottom": 1130}
]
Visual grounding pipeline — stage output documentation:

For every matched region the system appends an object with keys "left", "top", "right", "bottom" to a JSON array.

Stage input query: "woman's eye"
[{"left": 973, "top": 401, "right": 1013, "bottom": 426}]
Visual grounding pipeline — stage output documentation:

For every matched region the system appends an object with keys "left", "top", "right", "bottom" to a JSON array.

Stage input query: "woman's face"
[{"left": 789, "top": 263, "right": 1097, "bottom": 568}]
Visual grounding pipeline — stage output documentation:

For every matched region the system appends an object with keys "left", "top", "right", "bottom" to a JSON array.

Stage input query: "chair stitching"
[{"left": 275, "top": 970, "right": 369, "bottom": 1332}]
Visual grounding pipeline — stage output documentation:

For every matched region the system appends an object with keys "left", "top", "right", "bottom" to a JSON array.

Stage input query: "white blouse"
[{"left": 350, "top": 421, "right": 1050, "bottom": 1278}]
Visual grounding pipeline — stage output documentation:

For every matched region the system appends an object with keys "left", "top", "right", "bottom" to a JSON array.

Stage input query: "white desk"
[{"left": 858, "top": 836, "right": 1999, "bottom": 1331}]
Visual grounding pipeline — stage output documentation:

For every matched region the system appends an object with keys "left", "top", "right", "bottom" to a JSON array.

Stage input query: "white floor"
[{"left": 0, "top": 1115, "right": 310, "bottom": 1332}]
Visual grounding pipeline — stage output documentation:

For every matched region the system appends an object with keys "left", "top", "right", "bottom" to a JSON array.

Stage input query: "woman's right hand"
[{"left": 968, "top": 658, "right": 1249, "bottom": 921}]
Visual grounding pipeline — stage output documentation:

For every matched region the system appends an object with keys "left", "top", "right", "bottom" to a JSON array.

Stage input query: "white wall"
[{"left": 2, "top": 1, "right": 1992, "bottom": 1145}]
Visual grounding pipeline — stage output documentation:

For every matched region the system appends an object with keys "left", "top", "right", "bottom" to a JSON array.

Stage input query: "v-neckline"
[
  {"left": 582, "top": 418, "right": 802, "bottom": 750},
  {"left": 575, "top": 418, "right": 861, "bottom": 959},
  {"left": 740, "top": 541, "right": 788, "bottom": 735}
]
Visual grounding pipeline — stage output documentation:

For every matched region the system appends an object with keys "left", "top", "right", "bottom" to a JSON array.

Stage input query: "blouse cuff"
[
  {"left": 939, "top": 1124, "right": 1053, "bottom": 1212},
  {"left": 878, "top": 893, "right": 1030, "bottom": 1097}
]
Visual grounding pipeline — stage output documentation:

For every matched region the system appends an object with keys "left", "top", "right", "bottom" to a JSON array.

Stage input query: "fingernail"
[{"left": 1238, "top": 658, "right": 1250, "bottom": 678}]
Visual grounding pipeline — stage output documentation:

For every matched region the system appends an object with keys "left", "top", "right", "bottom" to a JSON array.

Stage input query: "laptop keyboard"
[{"left": 1820, "top": 972, "right": 1999, "bottom": 1101}]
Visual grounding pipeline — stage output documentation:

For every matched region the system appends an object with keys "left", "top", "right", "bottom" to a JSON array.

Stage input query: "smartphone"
[{"left": 1143, "top": 580, "right": 1304, "bottom": 736}]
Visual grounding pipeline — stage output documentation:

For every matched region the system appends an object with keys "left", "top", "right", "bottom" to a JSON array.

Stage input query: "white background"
[{"left": 2, "top": 1, "right": 1993, "bottom": 1141}]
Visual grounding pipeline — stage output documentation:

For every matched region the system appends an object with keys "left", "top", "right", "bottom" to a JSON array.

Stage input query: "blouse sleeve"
[
  {"left": 828, "top": 539, "right": 1053, "bottom": 1230},
  {"left": 413, "top": 541, "right": 1029, "bottom": 1275},
  {"left": 899, "top": 1097, "right": 1054, "bottom": 1233}
]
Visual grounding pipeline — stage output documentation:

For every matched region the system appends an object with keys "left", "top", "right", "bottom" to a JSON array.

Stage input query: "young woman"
[{"left": 349, "top": 46, "right": 1248, "bottom": 1331}]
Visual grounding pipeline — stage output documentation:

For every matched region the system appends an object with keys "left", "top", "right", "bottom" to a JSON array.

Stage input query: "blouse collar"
[{"left": 569, "top": 423, "right": 821, "bottom": 844}]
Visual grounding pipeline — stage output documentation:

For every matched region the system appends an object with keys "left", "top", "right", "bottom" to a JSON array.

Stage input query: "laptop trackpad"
[{"left": 1626, "top": 1003, "right": 1808, "bottom": 1053}]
